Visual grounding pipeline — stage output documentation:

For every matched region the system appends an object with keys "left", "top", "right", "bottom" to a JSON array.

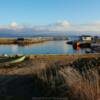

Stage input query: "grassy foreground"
[{"left": 0, "top": 54, "right": 99, "bottom": 100}]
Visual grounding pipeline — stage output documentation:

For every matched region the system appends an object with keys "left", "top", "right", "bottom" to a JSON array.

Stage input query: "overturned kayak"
[{"left": 0, "top": 55, "right": 26, "bottom": 64}]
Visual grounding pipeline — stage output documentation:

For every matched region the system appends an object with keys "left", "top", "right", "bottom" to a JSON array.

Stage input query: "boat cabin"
[{"left": 80, "top": 35, "right": 93, "bottom": 42}]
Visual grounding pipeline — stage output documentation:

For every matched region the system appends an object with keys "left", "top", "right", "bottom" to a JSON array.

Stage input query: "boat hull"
[
  {"left": 0, "top": 56, "right": 26, "bottom": 64},
  {"left": 10, "top": 56, "right": 26, "bottom": 64}
]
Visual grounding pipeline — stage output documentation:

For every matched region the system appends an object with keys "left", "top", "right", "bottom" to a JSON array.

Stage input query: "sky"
[{"left": 0, "top": 0, "right": 100, "bottom": 34}]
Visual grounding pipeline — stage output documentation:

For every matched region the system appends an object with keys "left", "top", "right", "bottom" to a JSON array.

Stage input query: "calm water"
[{"left": 0, "top": 40, "right": 87, "bottom": 54}]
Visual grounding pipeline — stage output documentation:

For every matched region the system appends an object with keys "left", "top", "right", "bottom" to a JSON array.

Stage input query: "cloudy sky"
[{"left": 0, "top": 0, "right": 100, "bottom": 34}]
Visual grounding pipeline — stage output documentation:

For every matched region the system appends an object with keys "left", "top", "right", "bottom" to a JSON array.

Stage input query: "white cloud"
[
  {"left": 0, "top": 21, "right": 100, "bottom": 35},
  {"left": 10, "top": 22, "right": 17, "bottom": 28},
  {"left": 54, "top": 20, "right": 70, "bottom": 27},
  {"left": 34, "top": 21, "right": 100, "bottom": 32},
  {"left": 69, "top": 21, "right": 100, "bottom": 32},
  {"left": 34, "top": 20, "right": 70, "bottom": 32}
]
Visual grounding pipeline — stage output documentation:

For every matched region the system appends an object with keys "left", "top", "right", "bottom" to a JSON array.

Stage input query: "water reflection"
[
  {"left": 0, "top": 41, "right": 87, "bottom": 54},
  {"left": 11, "top": 45, "right": 18, "bottom": 53}
]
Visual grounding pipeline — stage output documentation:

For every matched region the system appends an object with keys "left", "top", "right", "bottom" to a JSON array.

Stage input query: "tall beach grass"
[{"left": 32, "top": 57, "right": 100, "bottom": 100}]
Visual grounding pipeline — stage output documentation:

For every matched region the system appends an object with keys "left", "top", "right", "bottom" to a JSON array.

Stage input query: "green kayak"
[{"left": 0, "top": 55, "right": 26, "bottom": 64}]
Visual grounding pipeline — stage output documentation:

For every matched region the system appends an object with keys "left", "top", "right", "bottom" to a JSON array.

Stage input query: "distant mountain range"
[{"left": 0, "top": 31, "right": 99, "bottom": 37}]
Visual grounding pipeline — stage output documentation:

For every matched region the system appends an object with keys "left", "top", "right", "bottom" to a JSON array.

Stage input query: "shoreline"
[
  {"left": 27, "top": 53, "right": 100, "bottom": 59},
  {"left": 0, "top": 53, "right": 99, "bottom": 60},
  {"left": 0, "top": 37, "right": 52, "bottom": 45},
  {"left": 0, "top": 54, "right": 99, "bottom": 73},
  {"left": 0, "top": 54, "right": 99, "bottom": 67},
  {"left": 0, "top": 37, "right": 68, "bottom": 45}
]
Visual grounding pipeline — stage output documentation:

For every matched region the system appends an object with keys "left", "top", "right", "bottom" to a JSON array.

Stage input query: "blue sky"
[
  {"left": 0, "top": 0, "right": 100, "bottom": 34},
  {"left": 0, "top": 0, "right": 100, "bottom": 24}
]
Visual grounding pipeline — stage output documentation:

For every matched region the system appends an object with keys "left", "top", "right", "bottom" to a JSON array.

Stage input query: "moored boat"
[
  {"left": 79, "top": 42, "right": 91, "bottom": 48},
  {"left": 0, "top": 55, "right": 26, "bottom": 64}
]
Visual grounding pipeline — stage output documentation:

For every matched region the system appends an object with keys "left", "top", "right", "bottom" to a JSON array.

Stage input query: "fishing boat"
[{"left": 0, "top": 55, "right": 26, "bottom": 64}]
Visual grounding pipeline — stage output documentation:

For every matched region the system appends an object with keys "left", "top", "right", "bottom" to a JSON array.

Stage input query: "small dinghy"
[{"left": 0, "top": 55, "right": 26, "bottom": 64}]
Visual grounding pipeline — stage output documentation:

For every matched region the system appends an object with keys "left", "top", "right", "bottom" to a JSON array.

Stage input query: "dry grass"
[
  {"left": 60, "top": 67, "right": 100, "bottom": 100},
  {"left": 32, "top": 57, "right": 100, "bottom": 100},
  {"left": 0, "top": 55, "right": 99, "bottom": 100}
]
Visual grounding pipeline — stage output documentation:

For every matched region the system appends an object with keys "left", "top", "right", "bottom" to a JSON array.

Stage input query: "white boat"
[{"left": 0, "top": 55, "right": 26, "bottom": 64}]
